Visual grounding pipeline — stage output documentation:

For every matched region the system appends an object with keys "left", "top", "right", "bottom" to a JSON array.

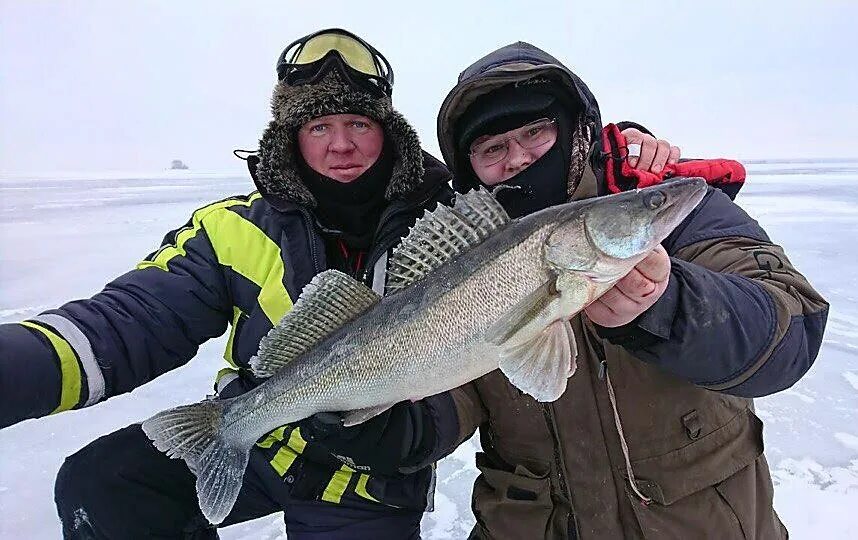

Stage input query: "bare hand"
[
  {"left": 621, "top": 127, "right": 680, "bottom": 173},
  {"left": 585, "top": 245, "right": 671, "bottom": 327}
]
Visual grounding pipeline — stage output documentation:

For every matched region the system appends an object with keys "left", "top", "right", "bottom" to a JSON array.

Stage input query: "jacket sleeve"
[
  {"left": 0, "top": 216, "right": 232, "bottom": 429},
  {"left": 416, "top": 382, "right": 488, "bottom": 467},
  {"left": 597, "top": 187, "right": 829, "bottom": 397}
]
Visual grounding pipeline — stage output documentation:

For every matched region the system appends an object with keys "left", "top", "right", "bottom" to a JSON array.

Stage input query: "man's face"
[
  {"left": 468, "top": 118, "right": 558, "bottom": 186},
  {"left": 297, "top": 113, "right": 384, "bottom": 183}
]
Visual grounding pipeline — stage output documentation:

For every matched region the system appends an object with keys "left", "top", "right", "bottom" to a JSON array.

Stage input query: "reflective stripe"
[
  {"left": 322, "top": 465, "right": 355, "bottom": 504},
  {"left": 205, "top": 209, "right": 293, "bottom": 325},
  {"left": 371, "top": 251, "right": 388, "bottom": 295},
  {"left": 257, "top": 426, "right": 288, "bottom": 449},
  {"left": 270, "top": 444, "right": 299, "bottom": 476},
  {"left": 137, "top": 193, "right": 262, "bottom": 272},
  {"left": 223, "top": 307, "right": 242, "bottom": 368},
  {"left": 214, "top": 368, "right": 239, "bottom": 395},
  {"left": 257, "top": 426, "right": 375, "bottom": 504},
  {"left": 271, "top": 428, "right": 307, "bottom": 476},
  {"left": 137, "top": 192, "right": 292, "bottom": 325},
  {"left": 258, "top": 427, "right": 307, "bottom": 476},
  {"left": 20, "top": 321, "right": 81, "bottom": 414},
  {"left": 288, "top": 427, "right": 308, "bottom": 453},
  {"left": 31, "top": 314, "right": 104, "bottom": 406},
  {"left": 355, "top": 473, "right": 380, "bottom": 503}
]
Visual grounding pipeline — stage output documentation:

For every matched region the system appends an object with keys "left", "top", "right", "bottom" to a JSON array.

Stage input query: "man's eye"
[
  {"left": 483, "top": 144, "right": 505, "bottom": 156},
  {"left": 351, "top": 120, "right": 370, "bottom": 129},
  {"left": 309, "top": 124, "right": 328, "bottom": 133}
]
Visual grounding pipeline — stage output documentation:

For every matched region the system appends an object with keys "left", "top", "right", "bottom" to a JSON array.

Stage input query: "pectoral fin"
[{"left": 498, "top": 319, "right": 577, "bottom": 402}]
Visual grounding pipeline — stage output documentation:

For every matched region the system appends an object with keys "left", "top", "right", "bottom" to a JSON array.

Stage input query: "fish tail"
[{"left": 141, "top": 401, "right": 249, "bottom": 525}]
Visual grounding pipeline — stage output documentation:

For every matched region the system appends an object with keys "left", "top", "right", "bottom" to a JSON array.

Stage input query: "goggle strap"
[{"left": 277, "top": 28, "right": 393, "bottom": 86}]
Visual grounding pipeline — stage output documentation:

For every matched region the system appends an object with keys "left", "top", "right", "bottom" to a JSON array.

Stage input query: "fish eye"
[{"left": 644, "top": 191, "right": 666, "bottom": 210}]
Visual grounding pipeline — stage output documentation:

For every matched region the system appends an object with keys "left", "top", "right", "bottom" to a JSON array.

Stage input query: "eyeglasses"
[
  {"left": 469, "top": 118, "right": 558, "bottom": 168},
  {"left": 276, "top": 28, "right": 394, "bottom": 98}
]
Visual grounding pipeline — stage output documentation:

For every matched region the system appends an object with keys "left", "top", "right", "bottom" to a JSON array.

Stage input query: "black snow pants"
[{"left": 54, "top": 424, "right": 424, "bottom": 539}]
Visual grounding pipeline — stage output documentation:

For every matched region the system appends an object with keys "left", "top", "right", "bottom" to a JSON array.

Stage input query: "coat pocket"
[
  {"left": 472, "top": 452, "right": 554, "bottom": 540},
  {"left": 623, "top": 409, "right": 773, "bottom": 540},
  {"left": 713, "top": 458, "right": 788, "bottom": 540},
  {"left": 627, "top": 484, "right": 745, "bottom": 540}
]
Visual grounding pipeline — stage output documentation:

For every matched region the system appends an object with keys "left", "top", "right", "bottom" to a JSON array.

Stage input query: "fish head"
[{"left": 544, "top": 177, "right": 707, "bottom": 274}]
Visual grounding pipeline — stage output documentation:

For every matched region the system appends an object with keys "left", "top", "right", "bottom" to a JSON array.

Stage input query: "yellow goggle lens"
[{"left": 294, "top": 34, "right": 379, "bottom": 77}]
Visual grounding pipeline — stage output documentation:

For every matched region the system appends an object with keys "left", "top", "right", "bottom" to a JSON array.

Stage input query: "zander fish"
[{"left": 142, "top": 177, "right": 707, "bottom": 524}]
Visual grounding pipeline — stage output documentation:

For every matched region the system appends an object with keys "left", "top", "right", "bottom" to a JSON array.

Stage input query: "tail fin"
[{"left": 141, "top": 401, "right": 250, "bottom": 525}]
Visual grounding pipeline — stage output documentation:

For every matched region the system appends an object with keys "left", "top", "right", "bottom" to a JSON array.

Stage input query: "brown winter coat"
[{"left": 436, "top": 42, "right": 829, "bottom": 539}]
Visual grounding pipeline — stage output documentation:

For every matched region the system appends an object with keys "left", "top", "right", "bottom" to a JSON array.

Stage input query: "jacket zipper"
[
  {"left": 297, "top": 207, "right": 324, "bottom": 274},
  {"left": 360, "top": 187, "right": 442, "bottom": 283},
  {"left": 542, "top": 403, "right": 579, "bottom": 539}
]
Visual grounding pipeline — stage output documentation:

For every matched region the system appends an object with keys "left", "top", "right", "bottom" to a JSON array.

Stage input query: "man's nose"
[
  {"left": 505, "top": 139, "right": 533, "bottom": 171},
  {"left": 328, "top": 127, "right": 355, "bottom": 153}
]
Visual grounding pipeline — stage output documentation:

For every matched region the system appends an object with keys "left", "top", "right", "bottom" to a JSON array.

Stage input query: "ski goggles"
[{"left": 276, "top": 28, "right": 394, "bottom": 98}]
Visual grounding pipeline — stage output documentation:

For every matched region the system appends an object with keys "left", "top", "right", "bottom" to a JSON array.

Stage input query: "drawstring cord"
[
  {"left": 233, "top": 149, "right": 257, "bottom": 161},
  {"left": 336, "top": 239, "right": 366, "bottom": 273},
  {"left": 604, "top": 365, "right": 653, "bottom": 505}
]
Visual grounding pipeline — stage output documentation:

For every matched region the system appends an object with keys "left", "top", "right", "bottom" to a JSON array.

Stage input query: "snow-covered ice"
[{"left": 1, "top": 161, "right": 856, "bottom": 538}]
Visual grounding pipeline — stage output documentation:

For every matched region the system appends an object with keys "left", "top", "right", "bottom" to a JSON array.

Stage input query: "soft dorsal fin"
[
  {"left": 386, "top": 188, "right": 510, "bottom": 294},
  {"left": 250, "top": 270, "right": 380, "bottom": 378}
]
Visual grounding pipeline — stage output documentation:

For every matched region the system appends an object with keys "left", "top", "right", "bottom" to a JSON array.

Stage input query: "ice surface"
[{"left": 0, "top": 162, "right": 856, "bottom": 538}]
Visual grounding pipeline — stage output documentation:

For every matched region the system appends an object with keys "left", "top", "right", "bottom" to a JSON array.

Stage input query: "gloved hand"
[{"left": 298, "top": 400, "right": 436, "bottom": 476}]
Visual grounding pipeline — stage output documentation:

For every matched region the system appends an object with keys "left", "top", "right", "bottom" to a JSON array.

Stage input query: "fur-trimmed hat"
[{"left": 255, "top": 72, "right": 424, "bottom": 208}]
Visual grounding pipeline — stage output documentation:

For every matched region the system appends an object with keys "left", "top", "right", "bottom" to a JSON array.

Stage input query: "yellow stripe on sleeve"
[
  {"left": 355, "top": 473, "right": 380, "bottom": 503},
  {"left": 321, "top": 465, "right": 355, "bottom": 504},
  {"left": 20, "top": 321, "right": 82, "bottom": 414},
  {"left": 137, "top": 192, "right": 293, "bottom": 325},
  {"left": 223, "top": 307, "right": 242, "bottom": 368},
  {"left": 256, "top": 426, "right": 288, "bottom": 449},
  {"left": 137, "top": 193, "right": 263, "bottom": 272},
  {"left": 259, "top": 426, "right": 308, "bottom": 476},
  {"left": 203, "top": 209, "right": 292, "bottom": 324}
]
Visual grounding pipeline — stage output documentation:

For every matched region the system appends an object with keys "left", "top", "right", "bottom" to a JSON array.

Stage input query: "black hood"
[{"left": 437, "top": 42, "right": 603, "bottom": 194}]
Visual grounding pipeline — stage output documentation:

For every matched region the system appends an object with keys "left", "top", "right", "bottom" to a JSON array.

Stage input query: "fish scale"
[{"left": 230, "top": 225, "right": 556, "bottom": 432}]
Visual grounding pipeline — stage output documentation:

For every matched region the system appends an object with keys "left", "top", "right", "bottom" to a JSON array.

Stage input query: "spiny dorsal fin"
[
  {"left": 386, "top": 188, "right": 510, "bottom": 294},
  {"left": 250, "top": 270, "right": 380, "bottom": 378},
  {"left": 453, "top": 187, "right": 510, "bottom": 235}
]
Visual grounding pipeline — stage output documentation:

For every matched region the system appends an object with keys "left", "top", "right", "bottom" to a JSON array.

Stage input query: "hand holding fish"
[{"left": 584, "top": 245, "right": 671, "bottom": 327}]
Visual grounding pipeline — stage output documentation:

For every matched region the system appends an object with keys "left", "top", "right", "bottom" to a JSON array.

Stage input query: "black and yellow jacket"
[{"left": 0, "top": 72, "right": 456, "bottom": 510}]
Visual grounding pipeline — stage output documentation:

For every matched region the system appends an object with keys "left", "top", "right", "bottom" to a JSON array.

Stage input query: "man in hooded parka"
[
  {"left": 308, "top": 42, "right": 829, "bottom": 540},
  {"left": 439, "top": 41, "right": 828, "bottom": 540}
]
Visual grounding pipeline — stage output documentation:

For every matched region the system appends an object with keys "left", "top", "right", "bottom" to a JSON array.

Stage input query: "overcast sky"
[{"left": 1, "top": 0, "right": 856, "bottom": 174}]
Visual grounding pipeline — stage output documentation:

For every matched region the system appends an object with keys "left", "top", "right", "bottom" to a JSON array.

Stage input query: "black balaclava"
[
  {"left": 298, "top": 137, "right": 395, "bottom": 248},
  {"left": 456, "top": 84, "right": 579, "bottom": 218}
]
